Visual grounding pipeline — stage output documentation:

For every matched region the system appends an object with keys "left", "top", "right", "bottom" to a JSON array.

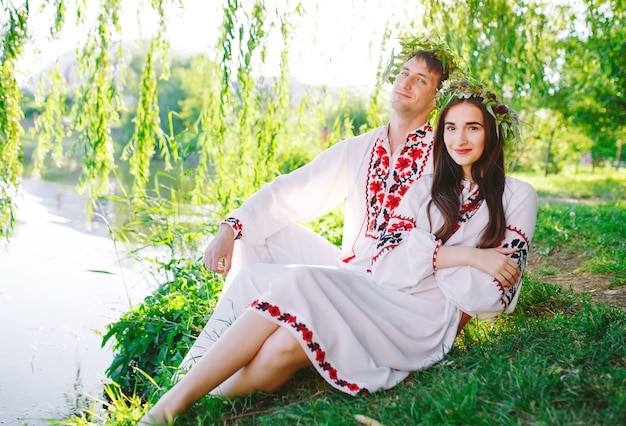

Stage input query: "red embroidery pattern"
[
  {"left": 432, "top": 239, "right": 442, "bottom": 272},
  {"left": 506, "top": 225, "right": 531, "bottom": 245},
  {"left": 250, "top": 299, "right": 367, "bottom": 395},
  {"left": 365, "top": 125, "right": 433, "bottom": 239},
  {"left": 449, "top": 189, "right": 483, "bottom": 239},
  {"left": 223, "top": 217, "right": 243, "bottom": 240}
]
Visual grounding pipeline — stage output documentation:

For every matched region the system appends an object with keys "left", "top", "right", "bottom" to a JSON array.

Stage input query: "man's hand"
[{"left": 203, "top": 224, "right": 235, "bottom": 274}]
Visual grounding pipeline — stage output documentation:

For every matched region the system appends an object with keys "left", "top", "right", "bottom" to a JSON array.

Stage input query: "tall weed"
[{"left": 102, "top": 260, "right": 220, "bottom": 398}]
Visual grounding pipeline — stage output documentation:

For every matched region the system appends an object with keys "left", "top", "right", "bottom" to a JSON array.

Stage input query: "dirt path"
[
  {"left": 527, "top": 195, "right": 625, "bottom": 310},
  {"left": 526, "top": 253, "right": 625, "bottom": 309}
]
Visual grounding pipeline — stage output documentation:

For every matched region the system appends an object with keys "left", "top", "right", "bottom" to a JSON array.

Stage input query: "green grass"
[
  {"left": 157, "top": 281, "right": 626, "bottom": 426},
  {"left": 58, "top": 169, "right": 626, "bottom": 425},
  {"left": 513, "top": 166, "right": 626, "bottom": 201},
  {"left": 515, "top": 167, "right": 626, "bottom": 287},
  {"left": 533, "top": 202, "right": 626, "bottom": 282}
]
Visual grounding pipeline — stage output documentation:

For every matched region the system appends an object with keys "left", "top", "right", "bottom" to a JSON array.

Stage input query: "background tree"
[
  {"left": 0, "top": 3, "right": 28, "bottom": 241},
  {"left": 2, "top": 0, "right": 625, "bottom": 243},
  {"left": 550, "top": 0, "right": 625, "bottom": 167}
]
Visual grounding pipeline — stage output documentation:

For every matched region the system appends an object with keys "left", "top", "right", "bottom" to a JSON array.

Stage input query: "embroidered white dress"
[{"left": 182, "top": 176, "right": 538, "bottom": 395}]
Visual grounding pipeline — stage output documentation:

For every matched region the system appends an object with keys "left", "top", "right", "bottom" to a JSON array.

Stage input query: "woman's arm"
[
  {"left": 371, "top": 226, "right": 441, "bottom": 290},
  {"left": 435, "top": 245, "right": 521, "bottom": 288},
  {"left": 436, "top": 179, "right": 538, "bottom": 319}
]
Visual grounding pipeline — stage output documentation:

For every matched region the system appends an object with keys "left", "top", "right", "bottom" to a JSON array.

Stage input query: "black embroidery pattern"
[
  {"left": 495, "top": 226, "right": 531, "bottom": 309},
  {"left": 373, "top": 216, "right": 416, "bottom": 262}
]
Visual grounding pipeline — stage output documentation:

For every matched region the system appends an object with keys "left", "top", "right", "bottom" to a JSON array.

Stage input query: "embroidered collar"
[
  {"left": 365, "top": 124, "right": 434, "bottom": 238},
  {"left": 382, "top": 123, "right": 432, "bottom": 150}
]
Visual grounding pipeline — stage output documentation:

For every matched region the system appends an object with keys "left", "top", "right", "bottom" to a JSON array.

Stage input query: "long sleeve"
[
  {"left": 227, "top": 133, "right": 373, "bottom": 245},
  {"left": 370, "top": 178, "right": 437, "bottom": 290},
  {"left": 436, "top": 178, "right": 538, "bottom": 320}
]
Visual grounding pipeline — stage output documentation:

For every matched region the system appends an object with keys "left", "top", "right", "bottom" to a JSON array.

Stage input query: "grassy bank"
[{"left": 60, "top": 168, "right": 626, "bottom": 425}]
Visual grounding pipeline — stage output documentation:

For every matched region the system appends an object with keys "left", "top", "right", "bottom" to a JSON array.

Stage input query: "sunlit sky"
[{"left": 18, "top": 0, "right": 423, "bottom": 90}]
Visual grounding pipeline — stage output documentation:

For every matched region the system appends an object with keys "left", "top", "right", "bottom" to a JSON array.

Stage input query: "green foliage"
[
  {"left": 198, "top": 1, "right": 300, "bottom": 217},
  {"left": 553, "top": 0, "right": 625, "bottom": 163},
  {"left": 110, "top": 164, "right": 213, "bottom": 264},
  {"left": 512, "top": 109, "right": 595, "bottom": 175},
  {"left": 55, "top": 381, "right": 146, "bottom": 425},
  {"left": 303, "top": 204, "right": 345, "bottom": 249},
  {"left": 412, "top": 0, "right": 625, "bottom": 170},
  {"left": 382, "top": 32, "right": 465, "bottom": 84},
  {"left": 19, "top": 88, "right": 44, "bottom": 118},
  {"left": 32, "top": 63, "right": 67, "bottom": 174},
  {"left": 324, "top": 88, "right": 370, "bottom": 139},
  {"left": 69, "top": 0, "right": 123, "bottom": 206},
  {"left": 102, "top": 258, "right": 221, "bottom": 397},
  {"left": 274, "top": 143, "right": 314, "bottom": 175},
  {"left": 122, "top": 38, "right": 174, "bottom": 195},
  {"left": 421, "top": 0, "right": 558, "bottom": 103},
  {"left": 0, "top": 2, "right": 28, "bottom": 240}
]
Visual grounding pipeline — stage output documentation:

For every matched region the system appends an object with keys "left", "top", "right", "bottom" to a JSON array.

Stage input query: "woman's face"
[{"left": 442, "top": 102, "right": 486, "bottom": 179}]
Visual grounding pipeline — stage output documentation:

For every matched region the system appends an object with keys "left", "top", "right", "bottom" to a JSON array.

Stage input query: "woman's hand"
[
  {"left": 436, "top": 246, "right": 521, "bottom": 287},
  {"left": 470, "top": 247, "right": 520, "bottom": 287}
]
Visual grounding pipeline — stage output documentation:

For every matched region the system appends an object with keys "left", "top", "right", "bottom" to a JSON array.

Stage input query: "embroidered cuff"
[
  {"left": 222, "top": 217, "right": 243, "bottom": 240},
  {"left": 432, "top": 239, "right": 442, "bottom": 272}
]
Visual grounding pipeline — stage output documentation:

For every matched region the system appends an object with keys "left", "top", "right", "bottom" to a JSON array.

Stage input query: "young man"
[{"left": 182, "top": 35, "right": 463, "bottom": 371}]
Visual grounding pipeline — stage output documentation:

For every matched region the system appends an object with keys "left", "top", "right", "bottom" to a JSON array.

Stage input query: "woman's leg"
[
  {"left": 139, "top": 311, "right": 279, "bottom": 426},
  {"left": 211, "top": 327, "right": 312, "bottom": 397}
]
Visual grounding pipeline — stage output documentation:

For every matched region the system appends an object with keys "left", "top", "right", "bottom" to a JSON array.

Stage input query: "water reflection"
[{"left": 0, "top": 178, "right": 152, "bottom": 424}]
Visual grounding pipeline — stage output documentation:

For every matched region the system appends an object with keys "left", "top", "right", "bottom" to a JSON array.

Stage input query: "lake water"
[{"left": 0, "top": 179, "right": 154, "bottom": 424}]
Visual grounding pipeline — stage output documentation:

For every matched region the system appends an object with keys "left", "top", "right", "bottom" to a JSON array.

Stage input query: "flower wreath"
[
  {"left": 381, "top": 33, "right": 465, "bottom": 85},
  {"left": 435, "top": 77, "right": 523, "bottom": 145}
]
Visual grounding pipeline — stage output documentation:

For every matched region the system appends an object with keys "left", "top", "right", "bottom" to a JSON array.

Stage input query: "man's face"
[{"left": 391, "top": 56, "right": 441, "bottom": 118}]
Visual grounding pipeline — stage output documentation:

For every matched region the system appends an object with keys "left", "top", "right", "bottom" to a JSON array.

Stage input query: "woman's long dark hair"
[{"left": 429, "top": 97, "right": 506, "bottom": 248}]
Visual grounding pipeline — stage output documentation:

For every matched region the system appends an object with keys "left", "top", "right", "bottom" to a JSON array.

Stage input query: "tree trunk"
[{"left": 544, "top": 131, "right": 554, "bottom": 176}]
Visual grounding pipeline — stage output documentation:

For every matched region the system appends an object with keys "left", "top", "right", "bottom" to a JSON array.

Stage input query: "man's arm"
[{"left": 224, "top": 134, "right": 366, "bottom": 246}]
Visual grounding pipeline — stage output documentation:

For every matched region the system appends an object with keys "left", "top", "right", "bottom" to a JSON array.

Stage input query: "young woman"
[{"left": 138, "top": 78, "right": 537, "bottom": 425}]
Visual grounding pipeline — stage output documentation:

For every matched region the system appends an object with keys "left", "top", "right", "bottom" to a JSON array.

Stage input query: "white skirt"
[{"left": 229, "top": 263, "right": 461, "bottom": 395}]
